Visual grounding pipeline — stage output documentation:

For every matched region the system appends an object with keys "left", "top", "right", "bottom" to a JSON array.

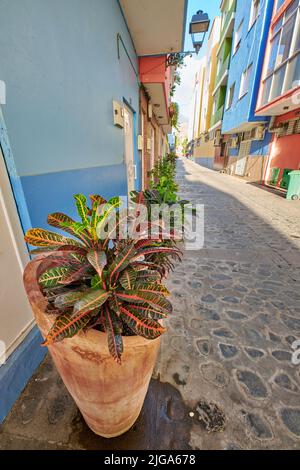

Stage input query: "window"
[
  {"left": 233, "top": 20, "right": 243, "bottom": 54},
  {"left": 276, "top": 14, "right": 297, "bottom": 66},
  {"left": 266, "top": 33, "right": 280, "bottom": 75},
  {"left": 249, "top": 0, "right": 260, "bottom": 29},
  {"left": 270, "top": 63, "right": 287, "bottom": 100},
  {"left": 259, "top": 1, "right": 300, "bottom": 106},
  {"left": 227, "top": 83, "right": 235, "bottom": 109},
  {"left": 239, "top": 64, "right": 253, "bottom": 98},
  {"left": 284, "top": 53, "right": 300, "bottom": 91},
  {"left": 276, "top": 0, "right": 285, "bottom": 13}
]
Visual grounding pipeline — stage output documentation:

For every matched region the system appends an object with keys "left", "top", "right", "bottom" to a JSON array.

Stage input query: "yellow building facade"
[{"left": 190, "top": 17, "right": 221, "bottom": 167}]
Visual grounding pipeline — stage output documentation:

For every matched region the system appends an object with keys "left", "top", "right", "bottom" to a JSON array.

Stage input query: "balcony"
[
  {"left": 214, "top": 55, "right": 230, "bottom": 94},
  {"left": 139, "top": 56, "right": 171, "bottom": 125},
  {"left": 217, "top": 1, "right": 236, "bottom": 52},
  {"left": 119, "top": 0, "right": 187, "bottom": 56},
  {"left": 210, "top": 105, "right": 224, "bottom": 128}
]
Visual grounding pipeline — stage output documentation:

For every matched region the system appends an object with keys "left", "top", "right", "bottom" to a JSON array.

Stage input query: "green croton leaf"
[
  {"left": 39, "top": 266, "right": 73, "bottom": 288},
  {"left": 47, "top": 212, "right": 91, "bottom": 245},
  {"left": 25, "top": 228, "right": 83, "bottom": 248},
  {"left": 42, "top": 309, "right": 98, "bottom": 346},
  {"left": 118, "top": 268, "right": 137, "bottom": 290},
  {"left": 54, "top": 290, "right": 86, "bottom": 309},
  {"left": 73, "top": 289, "right": 110, "bottom": 316},
  {"left": 74, "top": 194, "right": 90, "bottom": 226}
]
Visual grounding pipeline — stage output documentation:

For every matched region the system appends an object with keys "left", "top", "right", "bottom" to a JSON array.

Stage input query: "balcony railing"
[
  {"left": 220, "top": 0, "right": 236, "bottom": 40},
  {"left": 215, "top": 54, "right": 230, "bottom": 88},
  {"left": 211, "top": 105, "right": 224, "bottom": 128}
]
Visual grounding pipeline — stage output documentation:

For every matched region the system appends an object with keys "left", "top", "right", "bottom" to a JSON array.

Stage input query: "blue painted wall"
[
  {"left": 222, "top": 0, "right": 274, "bottom": 134},
  {"left": 250, "top": 130, "right": 272, "bottom": 155},
  {"left": 0, "top": 0, "right": 140, "bottom": 228},
  {"left": 0, "top": 327, "right": 46, "bottom": 423}
]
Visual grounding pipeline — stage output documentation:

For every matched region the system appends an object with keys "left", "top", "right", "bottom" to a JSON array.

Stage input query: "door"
[
  {"left": 141, "top": 111, "right": 145, "bottom": 190},
  {"left": 235, "top": 141, "right": 251, "bottom": 176},
  {"left": 150, "top": 125, "right": 155, "bottom": 170},
  {"left": 123, "top": 107, "right": 135, "bottom": 194},
  {"left": 0, "top": 147, "right": 33, "bottom": 364}
]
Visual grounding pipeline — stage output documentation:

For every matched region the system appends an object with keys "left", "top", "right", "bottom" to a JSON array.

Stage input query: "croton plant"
[{"left": 24, "top": 193, "right": 182, "bottom": 363}]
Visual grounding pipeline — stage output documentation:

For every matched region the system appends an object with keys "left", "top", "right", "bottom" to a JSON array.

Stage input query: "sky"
[{"left": 174, "top": 0, "right": 220, "bottom": 130}]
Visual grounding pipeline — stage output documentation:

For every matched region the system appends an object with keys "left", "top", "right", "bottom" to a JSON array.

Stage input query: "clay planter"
[{"left": 23, "top": 258, "right": 161, "bottom": 438}]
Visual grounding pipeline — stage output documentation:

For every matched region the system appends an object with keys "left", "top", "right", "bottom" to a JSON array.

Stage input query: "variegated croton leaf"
[{"left": 25, "top": 191, "right": 182, "bottom": 363}]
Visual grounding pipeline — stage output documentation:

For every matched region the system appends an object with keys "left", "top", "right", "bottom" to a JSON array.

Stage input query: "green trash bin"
[{"left": 286, "top": 170, "right": 300, "bottom": 200}]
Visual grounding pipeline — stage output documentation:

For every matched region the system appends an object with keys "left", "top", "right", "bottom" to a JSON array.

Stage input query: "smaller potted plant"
[{"left": 23, "top": 194, "right": 181, "bottom": 437}]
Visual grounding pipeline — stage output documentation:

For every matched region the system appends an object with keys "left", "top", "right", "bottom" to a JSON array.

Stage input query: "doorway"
[
  {"left": 123, "top": 106, "right": 135, "bottom": 195},
  {"left": 235, "top": 140, "right": 251, "bottom": 176},
  {"left": 0, "top": 146, "right": 33, "bottom": 363},
  {"left": 150, "top": 124, "right": 155, "bottom": 171}
]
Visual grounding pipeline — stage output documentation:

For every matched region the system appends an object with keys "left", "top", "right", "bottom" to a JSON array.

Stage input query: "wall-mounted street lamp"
[
  {"left": 189, "top": 10, "right": 210, "bottom": 54},
  {"left": 166, "top": 10, "right": 210, "bottom": 66}
]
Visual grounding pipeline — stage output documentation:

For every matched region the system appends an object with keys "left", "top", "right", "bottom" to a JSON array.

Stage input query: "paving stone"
[
  {"left": 226, "top": 443, "right": 243, "bottom": 450},
  {"left": 210, "top": 274, "right": 232, "bottom": 281},
  {"left": 200, "top": 362, "right": 230, "bottom": 388},
  {"left": 188, "top": 280, "right": 202, "bottom": 289},
  {"left": 268, "top": 332, "right": 281, "bottom": 343},
  {"left": 280, "top": 408, "right": 300, "bottom": 437},
  {"left": 244, "top": 412, "right": 273, "bottom": 440},
  {"left": 271, "top": 350, "right": 292, "bottom": 362},
  {"left": 193, "top": 306, "right": 220, "bottom": 321},
  {"left": 219, "top": 343, "right": 238, "bottom": 359},
  {"left": 274, "top": 373, "right": 299, "bottom": 393},
  {"left": 234, "top": 285, "right": 248, "bottom": 293},
  {"left": 226, "top": 311, "right": 247, "bottom": 320},
  {"left": 286, "top": 335, "right": 297, "bottom": 345},
  {"left": 222, "top": 296, "right": 240, "bottom": 304},
  {"left": 244, "top": 348, "right": 264, "bottom": 359},
  {"left": 201, "top": 294, "right": 216, "bottom": 303},
  {"left": 236, "top": 370, "right": 268, "bottom": 399},
  {"left": 280, "top": 314, "right": 300, "bottom": 331},
  {"left": 213, "top": 328, "right": 235, "bottom": 339},
  {"left": 196, "top": 338, "right": 211, "bottom": 356}
]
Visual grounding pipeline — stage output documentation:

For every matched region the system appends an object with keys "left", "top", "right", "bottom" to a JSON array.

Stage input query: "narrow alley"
[{"left": 1, "top": 160, "right": 300, "bottom": 450}]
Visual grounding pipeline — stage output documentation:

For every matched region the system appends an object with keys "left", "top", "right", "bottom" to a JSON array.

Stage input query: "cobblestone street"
[{"left": 1, "top": 159, "right": 300, "bottom": 450}]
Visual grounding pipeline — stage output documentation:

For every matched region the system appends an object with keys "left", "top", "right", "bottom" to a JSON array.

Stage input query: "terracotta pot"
[{"left": 23, "top": 258, "right": 161, "bottom": 438}]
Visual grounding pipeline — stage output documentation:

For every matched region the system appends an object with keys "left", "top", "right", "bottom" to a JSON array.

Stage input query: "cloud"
[{"left": 174, "top": 56, "right": 200, "bottom": 126}]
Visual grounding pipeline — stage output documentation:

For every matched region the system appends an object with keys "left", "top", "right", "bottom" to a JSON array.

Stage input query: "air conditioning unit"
[
  {"left": 251, "top": 125, "right": 265, "bottom": 141},
  {"left": 230, "top": 137, "right": 239, "bottom": 148},
  {"left": 243, "top": 130, "right": 252, "bottom": 141},
  {"left": 214, "top": 130, "right": 222, "bottom": 147}
]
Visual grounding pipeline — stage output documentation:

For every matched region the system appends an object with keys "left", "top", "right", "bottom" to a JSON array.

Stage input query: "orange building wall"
[{"left": 265, "top": 110, "right": 300, "bottom": 187}]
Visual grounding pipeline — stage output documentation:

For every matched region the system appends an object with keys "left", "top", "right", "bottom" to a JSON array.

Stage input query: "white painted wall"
[{"left": 0, "top": 148, "right": 34, "bottom": 364}]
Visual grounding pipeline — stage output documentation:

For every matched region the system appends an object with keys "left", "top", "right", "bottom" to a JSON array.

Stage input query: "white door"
[
  {"left": 235, "top": 141, "right": 251, "bottom": 176},
  {"left": 123, "top": 107, "right": 135, "bottom": 194},
  {"left": 0, "top": 147, "right": 33, "bottom": 364}
]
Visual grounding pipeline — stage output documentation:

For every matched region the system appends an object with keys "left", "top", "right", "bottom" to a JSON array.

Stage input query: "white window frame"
[
  {"left": 226, "top": 83, "right": 235, "bottom": 109},
  {"left": 260, "top": 2, "right": 300, "bottom": 106},
  {"left": 233, "top": 20, "right": 243, "bottom": 54},
  {"left": 249, "top": 0, "right": 260, "bottom": 30},
  {"left": 239, "top": 64, "right": 253, "bottom": 99}
]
